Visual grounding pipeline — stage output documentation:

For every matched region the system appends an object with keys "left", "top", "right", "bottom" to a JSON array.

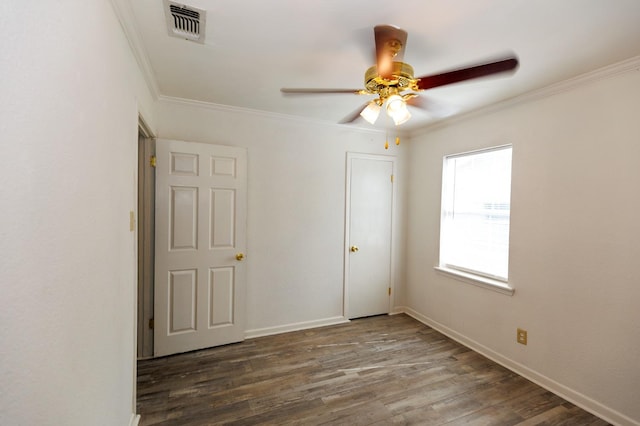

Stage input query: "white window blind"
[{"left": 440, "top": 145, "right": 512, "bottom": 281}]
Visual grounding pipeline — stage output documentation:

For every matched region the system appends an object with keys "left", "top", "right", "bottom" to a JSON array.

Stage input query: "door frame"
[
  {"left": 343, "top": 152, "right": 398, "bottom": 319},
  {"left": 133, "top": 116, "right": 154, "bottom": 423}
]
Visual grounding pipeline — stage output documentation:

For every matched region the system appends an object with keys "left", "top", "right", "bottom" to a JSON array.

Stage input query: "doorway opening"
[{"left": 137, "top": 129, "right": 155, "bottom": 359}]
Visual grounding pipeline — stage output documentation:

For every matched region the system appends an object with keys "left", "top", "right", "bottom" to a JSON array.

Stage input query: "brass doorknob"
[
  {"left": 350, "top": 246, "right": 359, "bottom": 253},
  {"left": 235, "top": 253, "right": 245, "bottom": 261}
]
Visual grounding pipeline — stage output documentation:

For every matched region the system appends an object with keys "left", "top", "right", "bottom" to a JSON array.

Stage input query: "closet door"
[{"left": 346, "top": 153, "right": 395, "bottom": 319}]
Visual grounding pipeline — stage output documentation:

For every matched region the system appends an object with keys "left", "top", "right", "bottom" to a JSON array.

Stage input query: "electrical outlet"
[{"left": 517, "top": 328, "right": 528, "bottom": 345}]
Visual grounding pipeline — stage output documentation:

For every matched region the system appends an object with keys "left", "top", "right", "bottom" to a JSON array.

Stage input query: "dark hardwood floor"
[{"left": 137, "top": 314, "right": 609, "bottom": 425}]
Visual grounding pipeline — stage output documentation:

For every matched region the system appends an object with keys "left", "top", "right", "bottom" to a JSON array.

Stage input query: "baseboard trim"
[
  {"left": 245, "top": 316, "right": 350, "bottom": 339},
  {"left": 129, "top": 413, "right": 140, "bottom": 426},
  {"left": 397, "top": 306, "right": 638, "bottom": 426}
]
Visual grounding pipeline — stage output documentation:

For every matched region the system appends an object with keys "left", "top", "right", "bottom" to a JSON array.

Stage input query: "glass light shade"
[
  {"left": 360, "top": 101, "right": 381, "bottom": 124},
  {"left": 390, "top": 108, "right": 411, "bottom": 125},
  {"left": 386, "top": 95, "right": 411, "bottom": 125},
  {"left": 386, "top": 95, "right": 404, "bottom": 114}
]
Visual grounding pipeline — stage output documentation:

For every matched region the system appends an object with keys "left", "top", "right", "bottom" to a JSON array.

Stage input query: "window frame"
[{"left": 436, "top": 144, "right": 515, "bottom": 296}]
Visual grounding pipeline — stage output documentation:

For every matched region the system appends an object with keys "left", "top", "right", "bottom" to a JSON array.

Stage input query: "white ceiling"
[{"left": 128, "top": 0, "right": 640, "bottom": 131}]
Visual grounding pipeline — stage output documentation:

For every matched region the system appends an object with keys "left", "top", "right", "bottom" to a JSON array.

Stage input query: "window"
[{"left": 439, "top": 145, "right": 512, "bottom": 285}]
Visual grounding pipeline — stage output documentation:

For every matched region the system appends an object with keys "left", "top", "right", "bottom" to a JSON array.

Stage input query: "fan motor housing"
[{"left": 364, "top": 62, "right": 418, "bottom": 94}]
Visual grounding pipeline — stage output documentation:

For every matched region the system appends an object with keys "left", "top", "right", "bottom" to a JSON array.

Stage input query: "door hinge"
[
  {"left": 388, "top": 287, "right": 391, "bottom": 296},
  {"left": 149, "top": 318, "right": 154, "bottom": 329},
  {"left": 150, "top": 155, "right": 157, "bottom": 168},
  {"left": 390, "top": 174, "right": 394, "bottom": 183}
]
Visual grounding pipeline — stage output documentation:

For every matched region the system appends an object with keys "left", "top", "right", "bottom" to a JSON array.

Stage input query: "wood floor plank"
[{"left": 137, "top": 314, "right": 609, "bottom": 425}]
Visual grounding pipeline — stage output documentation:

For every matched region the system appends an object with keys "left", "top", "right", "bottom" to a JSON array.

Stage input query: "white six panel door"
[{"left": 154, "top": 139, "right": 247, "bottom": 357}]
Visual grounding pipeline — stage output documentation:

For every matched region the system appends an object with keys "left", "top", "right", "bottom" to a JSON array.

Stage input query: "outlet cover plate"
[{"left": 517, "top": 328, "right": 528, "bottom": 345}]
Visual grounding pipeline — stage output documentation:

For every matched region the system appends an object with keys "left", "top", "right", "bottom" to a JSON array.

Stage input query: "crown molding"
[
  {"left": 108, "top": 0, "right": 160, "bottom": 100},
  {"left": 157, "top": 95, "right": 398, "bottom": 135},
  {"left": 513, "top": 55, "right": 640, "bottom": 103},
  {"left": 412, "top": 55, "right": 640, "bottom": 137}
]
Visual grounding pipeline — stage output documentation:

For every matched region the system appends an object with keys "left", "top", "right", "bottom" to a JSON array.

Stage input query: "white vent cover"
[{"left": 163, "top": 0, "right": 206, "bottom": 44}]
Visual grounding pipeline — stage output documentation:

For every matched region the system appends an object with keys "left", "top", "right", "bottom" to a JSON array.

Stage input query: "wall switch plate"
[
  {"left": 517, "top": 328, "right": 528, "bottom": 345},
  {"left": 130, "top": 211, "right": 135, "bottom": 232}
]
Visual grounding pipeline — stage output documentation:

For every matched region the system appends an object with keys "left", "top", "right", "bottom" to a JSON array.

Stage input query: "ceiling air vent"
[{"left": 163, "top": 0, "right": 206, "bottom": 44}]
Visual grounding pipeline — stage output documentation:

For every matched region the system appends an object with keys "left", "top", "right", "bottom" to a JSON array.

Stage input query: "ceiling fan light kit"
[{"left": 281, "top": 24, "right": 519, "bottom": 129}]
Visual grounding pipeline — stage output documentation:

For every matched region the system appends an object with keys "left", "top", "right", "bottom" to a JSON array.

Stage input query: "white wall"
[
  {"left": 155, "top": 101, "right": 407, "bottom": 334},
  {"left": 0, "top": 1, "right": 155, "bottom": 425},
  {"left": 403, "top": 64, "right": 640, "bottom": 425},
  {"left": 5, "top": 1, "right": 636, "bottom": 423}
]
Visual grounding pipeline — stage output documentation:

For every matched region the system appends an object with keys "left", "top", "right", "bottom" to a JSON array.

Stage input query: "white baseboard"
[
  {"left": 397, "top": 306, "right": 638, "bottom": 426},
  {"left": 129, "top": 413, "right": 140, "bottom": 426},
  {"left": 389, "top": 307, "right": 405, "bottom": 315},
  {"left": 245, "top": 315, "right": 350, "bottom": 339}
]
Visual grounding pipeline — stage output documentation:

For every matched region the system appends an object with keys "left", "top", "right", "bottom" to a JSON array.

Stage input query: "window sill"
[{"left": 434, "top": 266, "right": 515, "bottom": 296}]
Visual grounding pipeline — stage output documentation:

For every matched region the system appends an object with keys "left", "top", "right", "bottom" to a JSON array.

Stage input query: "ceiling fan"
[{"left": 281, "top": 25, "right": 519, "bottom": 126}]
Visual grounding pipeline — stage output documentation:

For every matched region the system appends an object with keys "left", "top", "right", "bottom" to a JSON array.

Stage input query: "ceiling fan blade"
[
  {"left": 374, "top": 25, "right": 408, "bottom": 79},
  {"left": 281, "top": 88, "right": 363, "bottom": 95},
  {"left": 339, "top": 102, "right": 370, "bottom": 124},
  {"left": 406, "top": 96, "right": 429, "bottom": 110},
  {"left": 416, "top": 56, "right": 519, "bottom": 91},
  {"left": 353, "top": 26, "right": 378, "bottom": 66},
  {"left": 406, "top": 96, "right": 459, "bottom": 118}
]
